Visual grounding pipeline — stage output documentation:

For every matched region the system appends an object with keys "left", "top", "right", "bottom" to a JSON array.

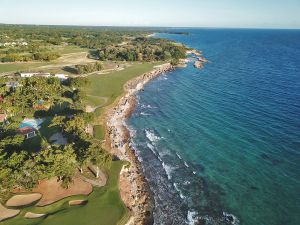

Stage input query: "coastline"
[{"left": 104, "top": 63, "right": 174, "bottom": 225}]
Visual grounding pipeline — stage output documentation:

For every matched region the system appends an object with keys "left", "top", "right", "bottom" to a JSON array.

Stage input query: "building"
[
  {"left": 20, "top": 73, "right": 34, "bottom": 78},
  {"left": 17, "top": 118, "right": 44, "bottom": 139},
  {"left": 20, "top": 72, "right": 51, "bottom": 78},
  {"left": 54, "top": 74, "right": 69, "bottom": 80},
  {"left": 17, "top": 127, "right": 37, "bottom": 139}
]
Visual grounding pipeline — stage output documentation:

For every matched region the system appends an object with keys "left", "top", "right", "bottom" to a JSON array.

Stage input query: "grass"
[
  {"left": 93, "top": 125, "right": 105, "bottom": 140},
  {"left": 0, "top": 62, "right": 48, "bottom": 73},
  {"left": 2, "top": 161, "right": 128, "bottom": 225},
  {"left": 85, "top": 62, "right": 161, "bottom": 108}
]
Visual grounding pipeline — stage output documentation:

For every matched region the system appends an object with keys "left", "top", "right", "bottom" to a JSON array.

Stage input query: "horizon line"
[{"left": 1, "top": 22, "right": 299, "bottom": 30}]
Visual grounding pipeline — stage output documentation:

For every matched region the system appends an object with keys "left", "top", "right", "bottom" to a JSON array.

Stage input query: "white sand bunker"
[
  {"left": 6, "top": 193, "right": 42, "bottom": 207},
  {"left": 0, "top": 203, "right": 20, "bottom": 222},
  {"left": 49, "top": 132, "right": 68, "bottom": 145},
  {"left": 69, "top": 200, "right": 88, "bottom": 206},
  {"left": 24, "top": 212, "right": 46, "bottom": 219}
]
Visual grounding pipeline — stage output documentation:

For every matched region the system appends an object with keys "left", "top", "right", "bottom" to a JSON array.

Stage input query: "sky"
[{"left": 0, "top": 0, "right": 299, "bottom": 28}]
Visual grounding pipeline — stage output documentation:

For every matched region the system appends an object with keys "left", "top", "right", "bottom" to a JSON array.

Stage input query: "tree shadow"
[{"left": 62, "top": 66, "right": 78, "bottom": 74}]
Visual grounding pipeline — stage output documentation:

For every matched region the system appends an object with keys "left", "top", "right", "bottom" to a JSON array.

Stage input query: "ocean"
[{"left": 127, "top": 29, "right": 300, "bottom": 225}]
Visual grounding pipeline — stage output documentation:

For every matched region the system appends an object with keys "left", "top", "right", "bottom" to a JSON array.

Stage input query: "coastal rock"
[
  {"left": 194, "top": 61, "right": 204, "bottom": 69},
  {"left": 105, "top": 63, "right": 174, "bottom": 224}
]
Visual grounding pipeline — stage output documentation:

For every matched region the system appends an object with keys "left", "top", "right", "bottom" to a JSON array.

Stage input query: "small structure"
[
  {"left": 54, "top": 74, "right": 68, "bottom": 80},
  {"left": 18, "top": 126, "right": 37, "bottom": 139},
  {"left": 20, "top": 72, "right": 51, "bottom": 78},
  {"left": 17, "top": 118, "right": 44, "bottom": 139}
]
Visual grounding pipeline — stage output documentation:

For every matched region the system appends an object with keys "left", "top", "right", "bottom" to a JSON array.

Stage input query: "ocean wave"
[
  {"left": 147, "top": 142, "right": 157, "bottom": 156},
  {"left": 176, "top": 152, "right": 182, "bottom": 159},
  {"left": 173, "top": 182, "right": 186, "bottom": 199},
  {"left": 140, "top": 104, "right": 157, "bottom": 109},
  {"left": 140, "top": 112, "right": 151, "bottom": 116},
  {"left": 145, "top": 129, "right": 162, "bottom": 143},
  {"left": 184, "top": 161, "right": 190, "bottom": 168},
  {"left": 162, "top": 162, "right": 173, "bottom": 180},
  {"left": 187, "top": 210, "right": 198, "bottom": 225}
]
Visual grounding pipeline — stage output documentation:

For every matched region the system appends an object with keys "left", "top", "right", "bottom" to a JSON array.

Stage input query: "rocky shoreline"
[{"left": 104, "top": 63, "right": 174, "bottom": 225}]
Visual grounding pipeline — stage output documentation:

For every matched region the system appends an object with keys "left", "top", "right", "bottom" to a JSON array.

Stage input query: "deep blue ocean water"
[{"left": 127, "top": 29, "right": 300, "bottom": 225}]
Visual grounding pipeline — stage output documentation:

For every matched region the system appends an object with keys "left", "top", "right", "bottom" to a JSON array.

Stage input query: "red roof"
[{"left": 17, "top": 126, "right": 36, "bottom": 135}]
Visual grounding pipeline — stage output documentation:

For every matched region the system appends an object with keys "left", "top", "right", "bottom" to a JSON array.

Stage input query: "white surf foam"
[
  {"left": 145, "top": 129, "right": 162, "bottom": 143},
  {"left": 162, "top": 162, "right": 173, "bottom": 180},
  {"left": 187, "top": 210, "right": 198, "bottom": 225},
  {"left": 176, "top": 152, "right": 182, "bottom": 159},
  {"left": 140, "top": 112, "right": 151, "bottom": 116},
  {"left": 173, "top": 182, "right": 186, "bottom": 199}
]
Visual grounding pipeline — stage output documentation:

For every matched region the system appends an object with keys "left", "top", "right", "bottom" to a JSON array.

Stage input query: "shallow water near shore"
[{"left": 127, "top": 29, "right": 300, "bottom": 225}]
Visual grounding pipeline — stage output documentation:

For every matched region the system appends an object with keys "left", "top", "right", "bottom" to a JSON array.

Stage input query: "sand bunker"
[
  {"left": 6, "top": 193, "right": 42, "bottom": 207},
  {"left": 69, "top": 200, "right": 88, "bottom": 206},
  {"left": 0, "top": 203, "right": 20, "bottom": 222},
  {"left": 33, "top": 176, "right": 92, "bottom": 206},
  {"left": 24, "top": 212, "right": 46, "bottom": 219}
]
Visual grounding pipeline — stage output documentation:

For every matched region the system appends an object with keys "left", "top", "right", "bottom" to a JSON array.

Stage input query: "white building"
[
  {"left": 54, "top": 74, "right": 69, "bottom": 80},
  {"left": 20, "top": 72, "right": 51, "bottom": 78},
  {"left": 20, "top": 73, "right": 34, "bottom": 78}
]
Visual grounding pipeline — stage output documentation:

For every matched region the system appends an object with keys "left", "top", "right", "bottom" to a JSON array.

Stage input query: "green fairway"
[
  {"left": 2, "top": 161, "right": 128, "bottom": 225},
  {"left": 0, "top": 62, "right": 48, "bottom": 73},
  {"left": 85, "top": 62, "right": 160, "bottom": 108}
]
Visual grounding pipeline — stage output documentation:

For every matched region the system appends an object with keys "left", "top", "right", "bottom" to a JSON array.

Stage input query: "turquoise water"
[{"left": 127, "top": 29, "right": 300, "bottom": 225}]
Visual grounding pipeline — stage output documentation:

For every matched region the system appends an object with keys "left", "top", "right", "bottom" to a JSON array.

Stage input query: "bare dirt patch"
[
  {"left": 6, "top": 193, "right": 42, "bottom": 207},
  {"left": 33, "top": 176, "right": 92, "bottom": 206}
]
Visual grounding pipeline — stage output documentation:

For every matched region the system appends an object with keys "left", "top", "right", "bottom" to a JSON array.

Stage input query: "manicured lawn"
[
  {"left": 85, "top": 62, "right": 160, "bottom": 108},
  {"left": 93, "top": 125, "right": 105, "bottom": 140},
  {"left": 2, "top": 161, "right": 128, "bottom": 225},
  {"left": 0, "top": 62, "right": 48, "bottom": 73}
]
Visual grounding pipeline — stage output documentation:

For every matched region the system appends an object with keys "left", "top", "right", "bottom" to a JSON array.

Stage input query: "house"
[
  {"left": 20, "top": 72, "right": 51, "bottom": 78},
  {"left": 34, "top": 73, "right": 51, "bottom": 78},
  {"left": 54, "top": 74, "right": 68, "bottom": 81},
  {"left": 20, "top": 73, "right": 34, "bottom": 78},
  {"left": 17, "top": 118, "right": 44, "bottom": 139},
  {"left": 17, "top": 126, "right": 37, "bottom": 139}
]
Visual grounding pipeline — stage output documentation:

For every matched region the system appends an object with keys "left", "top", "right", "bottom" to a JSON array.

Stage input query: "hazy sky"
[{"left": 1, "top": 0, "right": 299, "bottom": 28}]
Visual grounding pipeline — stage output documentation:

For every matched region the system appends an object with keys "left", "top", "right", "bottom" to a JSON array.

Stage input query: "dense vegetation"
[
  {"left": 0, "top": 76, "right": 111, "bottom": 201},
  {"left": 75, "top": 62, "right": 103, "bottom": 74},
  {"left": 0, "top": 24, "right": 187, "bottom": 64}
]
